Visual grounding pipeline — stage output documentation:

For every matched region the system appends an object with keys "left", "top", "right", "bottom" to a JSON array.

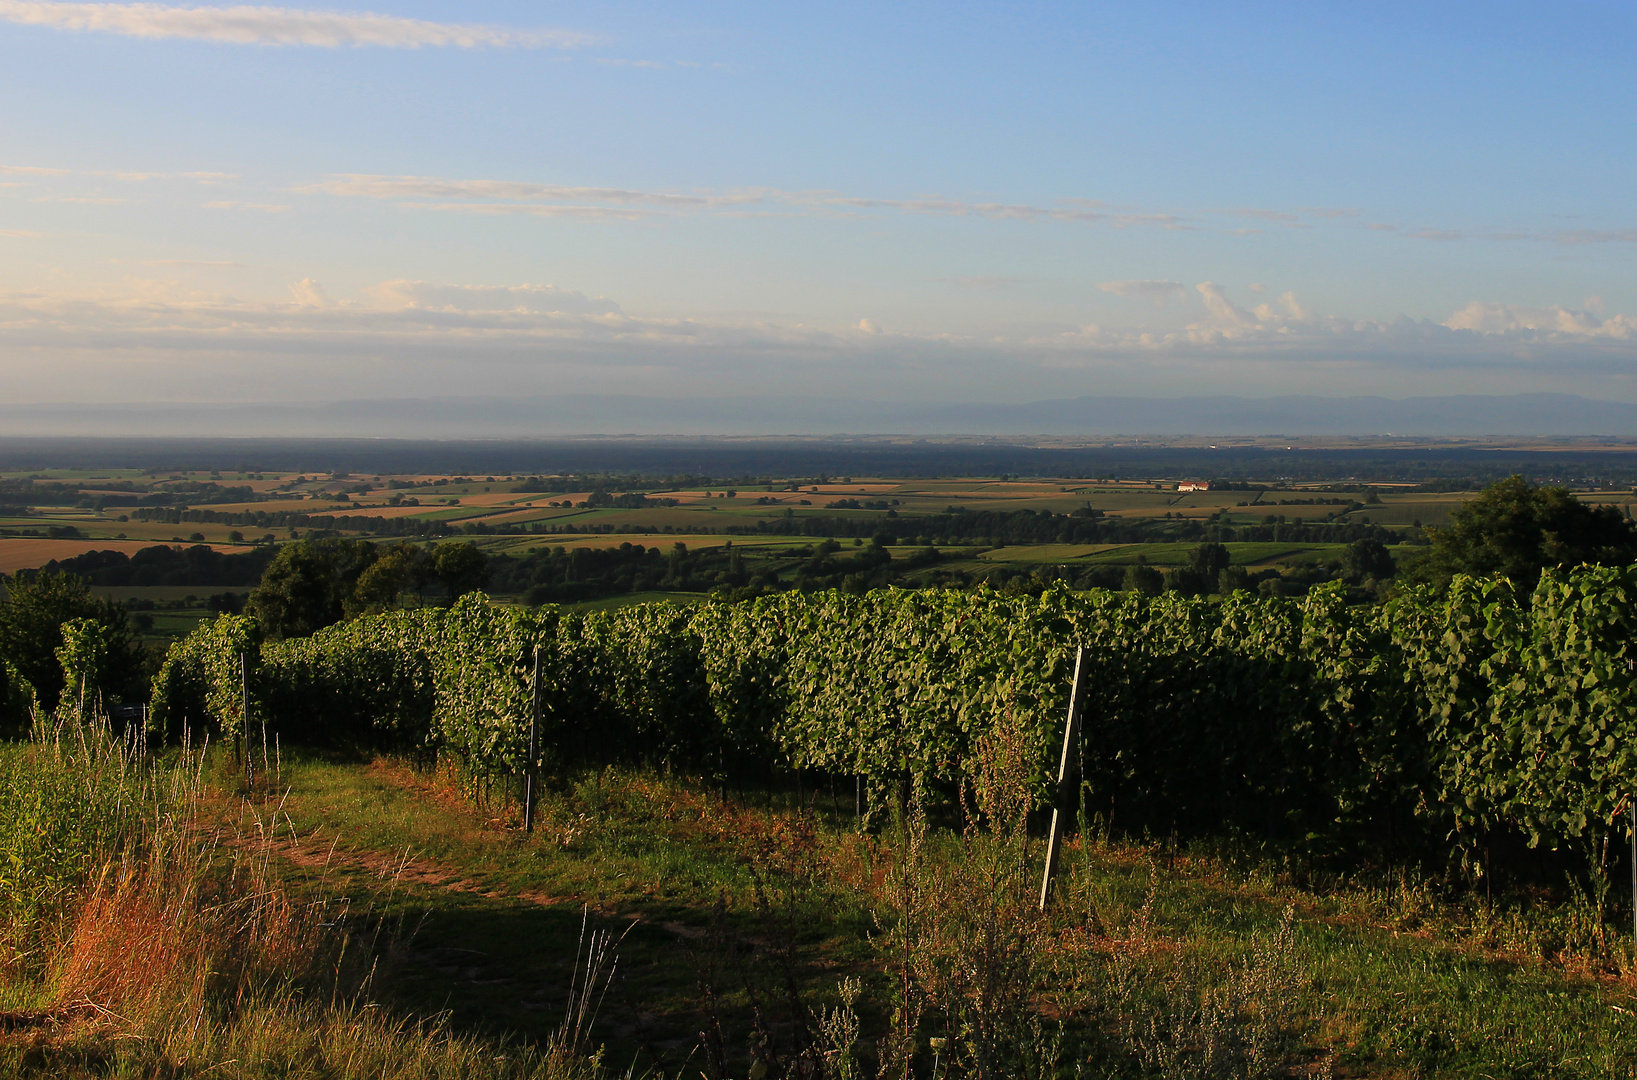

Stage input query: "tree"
[
  {"left": 1123, "top": 563, "right": 1164, "bottom": 596},
  {"left": 1218, "top": 565, "right": 1251, "bottom": 594},
  {"left": 1341, "top": 538, "right": 1396, "bottom": 584},
  {"left": 348, "top": 542, "right": 427, "bottom": 615},
  {"left": 1190, "top": 542, "right": 1232, "bottom": 577},
  {"left": 1407, "top": 475, "right": 1637, "bottom": 591},
  {"left": 54, "top": 617, "right": 108, "bottom": 715},
  {"left": 427, "top": 542, "right": 489, "bottom": 604},
  {"left": 0, "top": 572, "right": 143, "bottom": 711},
  {"left": 247, "top": 538, "right": 381, "bottom": 639}
]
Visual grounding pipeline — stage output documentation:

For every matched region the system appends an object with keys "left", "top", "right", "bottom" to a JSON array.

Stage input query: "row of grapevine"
[{"left": 148, "top": 567, "right": 1637, "bottom": 862}]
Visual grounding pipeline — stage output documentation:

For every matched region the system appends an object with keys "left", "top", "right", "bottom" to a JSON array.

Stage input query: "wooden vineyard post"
[
  {"left": 1039, "top": 645, "right": 1091, "bottom": 911},
  {"left": 1630, "top": 800, "right": 1635, "bottom": 944},
  {"left": 524, "top": 646, "right": 542, "bottom": 834}
]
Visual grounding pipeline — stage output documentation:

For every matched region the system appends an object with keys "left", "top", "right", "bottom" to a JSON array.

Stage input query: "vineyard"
[{"left": 150, "top": 565, "right": 1637, "bottom": 883}]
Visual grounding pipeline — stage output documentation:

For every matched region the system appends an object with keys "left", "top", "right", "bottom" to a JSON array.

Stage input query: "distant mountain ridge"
[
  {"left": 914, "top": 393, "right": 1637, "bottom": 436},
  {"left": 0, "top": 392, "right": 1630, "bottom": 438}
]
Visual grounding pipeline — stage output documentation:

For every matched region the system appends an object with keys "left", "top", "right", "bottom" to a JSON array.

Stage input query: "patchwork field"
[{"left": 7, "top": 464, "right": 1631, "bottom": 608}]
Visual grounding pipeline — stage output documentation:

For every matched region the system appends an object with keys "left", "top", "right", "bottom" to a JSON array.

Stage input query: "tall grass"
[
  {"left": 0, "top": 718, "right": 618, "bottom": 1079},
  {"left": 0, "top": 717, "right": 189, "bottom": 974}
]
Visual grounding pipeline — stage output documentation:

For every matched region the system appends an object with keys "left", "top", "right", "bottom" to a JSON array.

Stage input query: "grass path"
[{"left": 231, "top": 753, "right": 1637, "bottom": 1079}]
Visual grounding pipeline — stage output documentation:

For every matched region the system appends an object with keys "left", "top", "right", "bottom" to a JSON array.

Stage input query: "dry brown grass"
[{"left": 0, "top": 726, "right": 617, "bottom": 1080}]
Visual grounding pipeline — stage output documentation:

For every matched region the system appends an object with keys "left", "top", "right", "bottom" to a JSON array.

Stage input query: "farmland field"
[
  {"left": 0, "top": 537, "right": 244, "bottom": 575},
  {"left": 4, "top": 459, "right": 1635, "bottom": 611}
]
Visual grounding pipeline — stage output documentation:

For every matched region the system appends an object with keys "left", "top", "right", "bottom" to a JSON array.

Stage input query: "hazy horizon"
[{"left": 4, "top": 391, "right": 1637, "bottom": 440}]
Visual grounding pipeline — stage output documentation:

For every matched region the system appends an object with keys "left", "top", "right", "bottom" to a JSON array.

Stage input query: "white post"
[{"left": 1039, "top": 646, "right": 1091, "bottom": 911}]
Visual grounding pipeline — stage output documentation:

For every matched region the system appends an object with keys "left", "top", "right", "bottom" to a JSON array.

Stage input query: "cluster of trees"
[
  {"left": 245, "top": 539, "right": 489, "bottom": 639},
  {"left": 1406, "top": 476, "right": 1637, "bottom": 590},
  {"left": 132, "top": 506, "right": 469, "bottom": 538},
  {"left": 726, "top": 505, "right": 1403, "bottom": 548},
  {"left": 28, "top": 544, "right": 278, "bottom": 587},
  {"left": 579, "top": 490, "right": 680, "bottom": 509},
  {"left": 0, "top": 574, "right": 147, "bottom": 724},
  {"left": 487, "top": 541, "right": 753, "bottom": 603},
  {"left": 1109, "top": 538, "right": 1400, "bottom": 600}
]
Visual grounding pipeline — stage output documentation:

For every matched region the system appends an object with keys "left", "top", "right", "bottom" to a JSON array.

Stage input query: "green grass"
[
  {"left": 262, "top": 756, "right": 876, "bottom": 1070},
  {"left": 229, "top": 752, "right": 1637, "bottom": 1078},
  {"left": 10, "top": 718, "right": 1637, "bottom": 1077}
]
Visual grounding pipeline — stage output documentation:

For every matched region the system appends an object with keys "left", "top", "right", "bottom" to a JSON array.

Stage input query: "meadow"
[{"left": 8, "top": 702, "right": 1637, "bottom": 1078}]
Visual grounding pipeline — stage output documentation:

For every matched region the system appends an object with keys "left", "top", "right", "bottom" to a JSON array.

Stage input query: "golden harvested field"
[{"left": 0, "top": 538, "right": 245, "bottom": 575}]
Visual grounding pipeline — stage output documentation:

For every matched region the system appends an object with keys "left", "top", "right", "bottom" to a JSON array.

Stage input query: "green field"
[
  {"left": 1066, "top": 541, "right": 1340, "bottom": 566},
  {"left": 7, "top": 467, "right": 1627, "bottom": 608},
  {"left": 0, "top": 471, "right": 1517, "bottom": 560}
]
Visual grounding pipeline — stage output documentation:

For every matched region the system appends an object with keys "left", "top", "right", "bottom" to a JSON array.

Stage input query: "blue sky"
[{"left": 3, "top": 0, "right": 1636, "bottom": 411}]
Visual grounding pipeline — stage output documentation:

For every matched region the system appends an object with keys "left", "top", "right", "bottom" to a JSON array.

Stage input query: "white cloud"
[
  {"left": 0, "top": 274, "right": 886, "bottom": 385},
  {"left": 0, "top": 1, "right": 592, "bottom": 48},
  {"left": 135, "top": 258, "right": 242, "bottom": 266},
  {"left": 1194, "top": 281, "right": 1257, "bottom": 330},
  {"left": 1444, "top": 301, "right": 1637, "bottom": 339},
  {"left": 399, "top": 202, "right": 659, "bottom": 221},
  {"left": 1097, "top": 279, "right": 1186, "bottom": 303},
  {"left": 6, "top": 278, "right": 1637, "bottom": 410},
  {"left": 288, "top": 277, "right": 331, "bottom": 307},
  {"left": 1027, "top": 285, "right": 1637, "bottom": 369},
  {"left": 370, "top": 280, "right": 621, "bottom": 316},
  {"left": 0, "top": 228, "right": 45, "bottom": 237}
]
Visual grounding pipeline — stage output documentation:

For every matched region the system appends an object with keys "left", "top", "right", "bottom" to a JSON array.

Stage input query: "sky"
[{"left": 3, "top": 0, "right": 1637, "bottom": 417}]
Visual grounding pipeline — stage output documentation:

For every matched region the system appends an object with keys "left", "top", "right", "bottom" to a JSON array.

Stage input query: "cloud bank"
[
  {"left": 0, "top": 1, "right": 591, "bottom": 48},
  {"left": 4, "top": 277, "right": 1637, "bottom": 407}
]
